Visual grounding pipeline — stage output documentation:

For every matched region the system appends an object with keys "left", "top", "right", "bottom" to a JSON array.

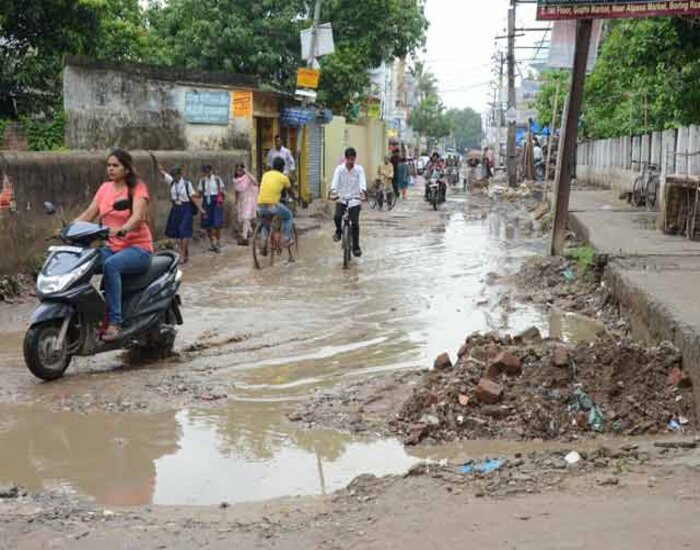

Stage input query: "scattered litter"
[
  {"left": 459, "top": 458, "right": 505, "bottom": 475},
  {"left": 564, "top": 451, "right": 582, "bottom": 465},
  {"left": 668, "top": 419, "right": 681, "bottom": 432},
  {"left": 562, "top": 268, "right": 575, "bottom": 282}
]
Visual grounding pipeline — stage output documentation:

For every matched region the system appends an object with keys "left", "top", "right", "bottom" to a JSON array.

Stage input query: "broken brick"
[
  {"left": 669, "top": 367, "right": 692, "bottom": 389},
  {"left": 458, "top": 343, "right": 469, "bottom": 358},
  {"left": 552, "top": 345, "right": 570, "bottom": 367},
  {"left": 475, "top": 377, "right": 503, "bottom": 404},
  {"left": 491, "top": 351, "right": 522, "bottom": 376}
]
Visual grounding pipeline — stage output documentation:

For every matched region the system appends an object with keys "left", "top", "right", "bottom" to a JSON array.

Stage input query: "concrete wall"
[
  {"left": 322, "top": 116, "right": 389, "bottom": 196},
  {"left": 577, "top": 125, "right": 700, "bottom": 203},
  {"left": 0, "top": 149, "right": 247, "bottom": 275},
  {"left": 64, "top": 60, "right": 254, "bottom": 152}
]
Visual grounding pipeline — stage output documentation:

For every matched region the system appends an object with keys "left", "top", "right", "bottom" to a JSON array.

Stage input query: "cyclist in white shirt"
[{"left": 329, "top": 147, "right": 368, "bottom": 257}]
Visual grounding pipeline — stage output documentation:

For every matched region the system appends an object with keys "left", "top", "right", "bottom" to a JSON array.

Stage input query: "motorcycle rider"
[
  {"left": 330, "top": 147, "right": 368, "bottom": 257},
  {"left": 424, "top": 152, "right": 447, "bottom": 202},
  {"left": 73, "top": 149, "right": 154, "bottom": 342}
]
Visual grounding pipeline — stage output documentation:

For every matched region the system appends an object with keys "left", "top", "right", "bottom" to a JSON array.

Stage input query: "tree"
[
  {"left": 411, "top": 61, "right": 438, "bottom": 102},
  {"left": 409, "top": 95, "right": 452, "bottom": 149},
  {"left": 582, "top": 17, "right": 700, "bottom": 139},
  {"left": 446, "top": 107, "right": 482, "bottom": 152},
  {"left": 318, "top": 0, "right": 429, "bottom": 113},
  {"left": 532, "top": 70, "right": 569, "bottom": 134},
  {"left": 0, "top": 0, "right": 150, "bottom": 118}
]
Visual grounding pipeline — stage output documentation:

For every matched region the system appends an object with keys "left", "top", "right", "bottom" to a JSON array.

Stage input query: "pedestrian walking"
[
  {"left": 232, "top": 163, "right": 259, "bottom": 246},
  {"left": 159, "top": 164, "right": 202, "bottom": 265},
  {"left": 198, "top": 164, "right": 226, "bottom": 253},
  {"left": 390, "top": 147, "right": 401, "bottom": 197},
  {"left": 398, "top": 155, "right": 410, "bottom": 199},
  {"left": 266, "top": 135, "right": 296, "bottom": 176}
]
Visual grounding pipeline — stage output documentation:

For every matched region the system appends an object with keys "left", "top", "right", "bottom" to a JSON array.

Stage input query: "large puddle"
[{"left": 0, "top": 191, "right": 563, "bottom": 506}]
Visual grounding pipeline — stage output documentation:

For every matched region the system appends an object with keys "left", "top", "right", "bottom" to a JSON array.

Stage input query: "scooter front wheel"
[{"left": 24, "top": 321, "right": 72, "bottom": 381}]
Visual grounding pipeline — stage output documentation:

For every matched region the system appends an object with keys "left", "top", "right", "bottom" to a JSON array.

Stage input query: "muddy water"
[{"left": 0, "top": 191, "right": 553, "bottom": 506}]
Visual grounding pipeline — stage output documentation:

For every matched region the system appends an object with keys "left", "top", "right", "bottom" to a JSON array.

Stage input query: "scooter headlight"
[{"left": 37, "top": 260, "right": 93, "bottom": 295}]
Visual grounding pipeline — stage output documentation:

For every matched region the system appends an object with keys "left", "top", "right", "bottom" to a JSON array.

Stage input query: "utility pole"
[
  {"left": 543, "top": 78, "right": 561, "bottom": 205},
  {"left": 550, "top": 19, "right": 593, "bottom": 256},
  {"left": 308, "top": 0, "right": 322, "bottom": 69},
  {"left": 507, "top": 2, "right": 517, "bottom": 187}
]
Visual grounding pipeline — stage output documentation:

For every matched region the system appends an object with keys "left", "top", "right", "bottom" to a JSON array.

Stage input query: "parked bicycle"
[
  {"left": 368, "top": 178, "right": 397, "bottom": 211},
  {"left": 252, "top": 197, "right": 299, "bottom": 269},
  {"left": 630, "top": 160, "right": 660, "bottom": 210}
]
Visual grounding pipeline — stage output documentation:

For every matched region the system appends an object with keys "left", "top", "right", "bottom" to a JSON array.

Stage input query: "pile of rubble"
[{"left": 393, "top": 328, "right": 695, "bottom": 445}]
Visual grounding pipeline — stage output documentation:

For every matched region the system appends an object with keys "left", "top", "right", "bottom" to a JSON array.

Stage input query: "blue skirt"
[
  {"left": 166, "top": 203, "right": 194, "bottom": 239},
  {"left": 201, "top": 196, "right": 224, "bottom": 229}
]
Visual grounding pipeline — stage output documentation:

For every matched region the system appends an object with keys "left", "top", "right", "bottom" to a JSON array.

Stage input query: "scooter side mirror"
[
  {"left": 112, "top": 198, "right": 132, "bottom": 212},
  {"left": 44, "top": 201, "right": 57, "bottom": 215}
]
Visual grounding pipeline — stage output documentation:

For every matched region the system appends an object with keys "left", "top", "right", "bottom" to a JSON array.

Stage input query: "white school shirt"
[
  {"left": 330, "top": 163, "right": 367, "bottom": 207},
  {"left": 198, "top": 174, "right": 225, "bottom": 197},
  {"left": 266, "top": 146, "right": 296, "bottom": 175},
  {"left": 163, "top": 173, "right": 195, "bottom": 203}
]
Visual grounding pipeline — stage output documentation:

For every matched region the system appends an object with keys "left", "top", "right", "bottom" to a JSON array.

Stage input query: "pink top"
[
  {"left": 95, "top": 181, "right": 154, "bottom": 253},
  {"left": 233, "top": 173, "right": 259, "bottom": 221}
]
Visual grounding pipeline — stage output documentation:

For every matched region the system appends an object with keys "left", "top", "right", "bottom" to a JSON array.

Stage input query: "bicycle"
[
  {"left": 330, "top": 193, "right": 363, "bottom": 269},
  {"left": 630, "top": 160, "right": 660, "bottom": 210},
  {"left": 368, "top": 179, "right": 397, "bottom": 211},
  {"left": 252, "top": 199, "right": 299, "bottom": 269}
]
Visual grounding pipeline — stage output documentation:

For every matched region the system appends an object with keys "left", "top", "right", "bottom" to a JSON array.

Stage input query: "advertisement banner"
[
  {"left": 231, "top": 91, "right": 253, "bottom": 119},
  {"left": 296, "top": 68, "right": 320, "bottom": 89},
  {"left": 537, "top": 0, "right": 700, "bottom": 20},
  {"left": 547, "top": 20, "right": 603, "bottom": 70}
]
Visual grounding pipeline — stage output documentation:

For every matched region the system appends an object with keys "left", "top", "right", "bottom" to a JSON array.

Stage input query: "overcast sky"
[{"left": 423, "top": 0, "right": 546, "bottom": 116}]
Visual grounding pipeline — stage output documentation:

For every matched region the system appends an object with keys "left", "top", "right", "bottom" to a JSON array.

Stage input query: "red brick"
[
  {"left": 484, "top": 362, "right": 503, "bottom": 381},
  {"left": 491, "top": 351, "right": 522, "bottom": 377},
  {"left": 458, "top": 343, "right": 469, "bottom": 358},
  {"left": 475, "top": 377, "right": 503, "bottom": 404},
  {"left": 669, "top": 367, "right": 692, "bottom": 388}
]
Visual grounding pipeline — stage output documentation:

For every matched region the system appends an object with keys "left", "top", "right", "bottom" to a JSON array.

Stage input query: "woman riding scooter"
[{"left": 73, "top": 149, "right": 154, "bottom": 342}]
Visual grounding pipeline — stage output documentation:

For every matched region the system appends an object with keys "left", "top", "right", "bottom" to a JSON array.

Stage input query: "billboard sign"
[
  {"left": 537, "top": 0, "right": 700, "bottom": 20},
  {"left": 184, "top": 91, "right": 230, "bottom": 125}
]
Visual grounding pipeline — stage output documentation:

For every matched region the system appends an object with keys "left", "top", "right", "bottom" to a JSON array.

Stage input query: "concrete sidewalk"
[{"left": 569, "top": 190, "right": 700, "bottom": 409}]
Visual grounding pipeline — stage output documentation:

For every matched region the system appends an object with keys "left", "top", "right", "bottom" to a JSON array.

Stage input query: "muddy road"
[{"left": 0, "top": 189, "right": 549, "bottom": 507}]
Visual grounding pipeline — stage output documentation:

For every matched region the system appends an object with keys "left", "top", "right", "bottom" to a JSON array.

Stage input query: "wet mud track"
[{"left": 0, "top": 189, "right": 549, "bottom": 506}]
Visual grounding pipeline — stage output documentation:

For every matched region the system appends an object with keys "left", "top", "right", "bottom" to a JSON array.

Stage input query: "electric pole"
[{"left": 507, "top": 2, "right": 517, "bottom": 187}]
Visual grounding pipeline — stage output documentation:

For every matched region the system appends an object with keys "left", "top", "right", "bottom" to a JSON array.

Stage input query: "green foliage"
[
  {"left": 565, "top": 246, "right": 596, "bottom": 275},
  {"left": 22, "top": 112, "right": 66, "bottom": 151},
  {"left": 532, "top": 70, "right": 570, "bottom": 132},
  {"left": 582, "top": 17, "right": 700, "bottom": 139},
  {"left": 409, "top": 95, "right": 452, "bottom": 147},
  {"left": 445, "top": 108, "right": 482, "bottom": 152}
]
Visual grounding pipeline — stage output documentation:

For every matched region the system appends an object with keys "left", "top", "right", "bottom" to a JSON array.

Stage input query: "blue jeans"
[
  {"left": 258, "top": 203, "right": 293, "bottom": 241},
  {"left": 99, "top": 247, "right": 152, "bottom": 326}
]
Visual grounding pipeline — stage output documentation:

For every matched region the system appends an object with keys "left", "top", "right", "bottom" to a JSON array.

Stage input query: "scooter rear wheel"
[{"left": 24, "top": 321, "right": 72, "bottom": 381}]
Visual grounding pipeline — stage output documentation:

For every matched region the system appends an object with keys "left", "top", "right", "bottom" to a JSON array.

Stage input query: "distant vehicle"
[{"left": 417, "top": 156, "right": 430, "bottom": 175}]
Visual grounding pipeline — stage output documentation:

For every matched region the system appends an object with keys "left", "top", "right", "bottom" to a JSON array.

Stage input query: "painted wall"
[{"left": 64, "top": 61, "right": 254, "bottom": 152}]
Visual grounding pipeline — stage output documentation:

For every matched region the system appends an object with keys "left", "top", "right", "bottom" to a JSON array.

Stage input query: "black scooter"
[{"left": 24, "top": 200, "right": 183, "bottom": 381}]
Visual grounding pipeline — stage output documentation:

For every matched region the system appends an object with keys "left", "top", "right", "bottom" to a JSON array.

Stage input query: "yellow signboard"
[
  {"left": 296, "top": 68, "right": 320, "bottom": 89},
  {"left": 231, "top": 91, "right": 253, "bottom": 118},
  {"left": 367, "top": 102, "right": 381, "bottom": 120}
]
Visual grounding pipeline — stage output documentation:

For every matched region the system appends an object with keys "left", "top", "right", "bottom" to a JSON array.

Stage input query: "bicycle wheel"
[
  {"left": 252, "top": 223, "right": 268, "bottom": 270},
  {"left": 645, "top": 175, "right": 659, "bottom": 210},
  {"left": 431, "top": 190, "right": 438, "bottom": 211},
  {"left": 342, "top": 222, "right": 352, "bottom": 269},
  {"left": 631, "top": 176, "right": 644, "bottom": 207},
  {"left": 369, "top": 191, "right": 378, "bottom": 210},
  {"left": 386, "top": 191, "right": 397, "bottom": 211},
  {"left": 287, "top": 224, "right": 299, "bottom": 263}
]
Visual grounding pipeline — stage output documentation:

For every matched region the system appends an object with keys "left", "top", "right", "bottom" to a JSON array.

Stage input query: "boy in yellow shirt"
[{"left": 257, "top": 157, "right": 295, "bottom": 245}]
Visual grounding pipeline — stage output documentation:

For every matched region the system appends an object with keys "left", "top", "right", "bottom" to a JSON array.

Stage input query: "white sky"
[{"left": 423, "top": 0, "right": 546, "bottom": 115}]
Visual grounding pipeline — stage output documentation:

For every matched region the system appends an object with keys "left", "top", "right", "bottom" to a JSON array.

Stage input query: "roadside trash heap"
[{"left": 394, "top": 328, "right": 695, "bottom": 446}]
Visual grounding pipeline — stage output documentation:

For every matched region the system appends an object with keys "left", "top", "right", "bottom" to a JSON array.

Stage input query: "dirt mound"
[{"left": 393, "top": 331, "right": 695, "bottom": 445}]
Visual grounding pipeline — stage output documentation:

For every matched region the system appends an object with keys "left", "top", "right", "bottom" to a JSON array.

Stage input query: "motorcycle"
[
  {"left": 24, "top": 200, "right": 183, "bottom": 381},
  {"left": 426, "top": 171, "right": 444, "bottom": 211},
  {"left": 447, "top": 166, "right": 460, "bottom": 187}
]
